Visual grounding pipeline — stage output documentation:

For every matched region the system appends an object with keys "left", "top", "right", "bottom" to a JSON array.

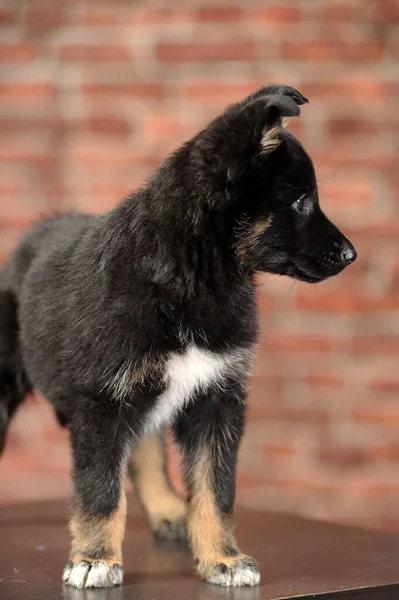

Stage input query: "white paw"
[
  {"left": 63, "top": 560, "right": 123, "bottom": 588},
  {"left": 204, "top": 556, "right": 260, "bottom": 587}
]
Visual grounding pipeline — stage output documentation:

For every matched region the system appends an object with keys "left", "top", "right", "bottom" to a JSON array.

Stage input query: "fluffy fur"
[{"left": 0, "top": 84, "right": 356, "bottom": 588}]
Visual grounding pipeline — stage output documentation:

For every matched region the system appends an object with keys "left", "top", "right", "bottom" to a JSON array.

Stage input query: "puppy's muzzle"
[{"left": 339, "top": 239, "right": 357, "bottom": 266}]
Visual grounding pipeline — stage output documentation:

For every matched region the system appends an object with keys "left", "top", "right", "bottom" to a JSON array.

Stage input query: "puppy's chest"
[{"left": 141, "top": 344, "right": 250, "bottom": 434}]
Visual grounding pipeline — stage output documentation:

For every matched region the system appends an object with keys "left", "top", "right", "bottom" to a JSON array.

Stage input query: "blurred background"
[{"left": 0, "top": 0, "right": 398, "bottom": 532}]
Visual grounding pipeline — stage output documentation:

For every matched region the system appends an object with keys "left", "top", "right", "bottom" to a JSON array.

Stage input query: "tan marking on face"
[
  {"left": 129, "top": 432, "right": 186, "bottom": 529},
  {"left": 252, "top": 215, "right": 273, "bottom": 237},
  {"left": 70, "top": 490, "right": 127, "bottom": 565},
  {"left": 187, "top": 447, "right": 239, "bottom": 565},
  {"left": 236, "top": 214, "right": 273, "bottom": 268}
]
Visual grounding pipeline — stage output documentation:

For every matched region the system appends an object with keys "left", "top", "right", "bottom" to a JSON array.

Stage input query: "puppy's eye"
[{"left": 294, "top": 195, "right": 307, "bottom": 212}]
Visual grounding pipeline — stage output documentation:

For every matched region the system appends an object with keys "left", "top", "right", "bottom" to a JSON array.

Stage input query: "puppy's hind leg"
[
  {"left": 63, "top": 403, "right": 133, "bottom": 589},
  {"left": 128, "top": 430, "right": 187, "bottom": 541},
  {"left": 0, "top": 281, "right": 31, "bottom": 455}
]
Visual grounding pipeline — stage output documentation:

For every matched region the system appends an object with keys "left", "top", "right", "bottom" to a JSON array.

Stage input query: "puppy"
[{"left": 0, "top": 85, "right": 356, "bottom": 588}]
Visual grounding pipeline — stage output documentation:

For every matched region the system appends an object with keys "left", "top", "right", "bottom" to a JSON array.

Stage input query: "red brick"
[
  {"left": 145, "top": 114, "right": 188, "bottom": 138},
  {"left": 323, "top": 180, "right": 373, "bottom": 206},
  {"left": 0, "top": 116, "right": 63, "bottom": 134},
  {"left": 60, "top": 45, "right": 132, "bottom": 62},
  {"left": 256, "top": 6, "right": 302, "bottom": 22},
  {"left": 0, "top": 43, "right": 37, "bottom": 62},
  {"left": 25, "top": 8, "right": 63, "bottom": 31},
  {"left": 352, "top": 408, "right": 399, "bottom": 425},
  {"left": 236, "top": 473, "right": 267, "bottom": 488},
  {"left": 131, "top": 8, "right": 192, "bottom": 26},
  {"left": 157, "top": 41, "right": 256, "bottom": 62},
  {"left": 0, "top": 194, "right": 53, "bottom": 227},
  {"left": 353, "top": 336, "right": 399, "bottom": 356},
  {"left": 300, "top": 80, "right": 388, "bottom": 104},
  {"left": 256, "top": 292, "right": 274, "bottom": 313},
  {"left": 85, "top": 117, "right": 131, "bottom": 136},
  {"left": 324, "top": 3, "right": 353, "bottom": 21},
  {"left": 280, "top": 40, "right": 384, "bottom": 62},
  {"left": 261, "top": 334, "right": 332, "bottom": 354},
  {"left": 306, "top": 374, "right": 344, "bottom": 389},
  {"left": 369, "top": 378, "right": 399, "bottom": 393},
  {"left": 343, "top": 220, "right": 399, "bottom": 239},
  {"left": 183, "top": 82, "right": 260, "bottom": 101},
  {"left": 369, "top": 0, "right": 399, "bottom": 24},
  {"left": 328, "top": 117, "right": 377, "bottom": 136},
  {"left": 318, "top": 445, "right": 371, "bottom": 467},
  {"left": 281, "top": 41, "right": 331, "bottom": 61},
  {"left": 67, "top": 141, "right": 159, "bottom": 168},
  {"left": 196, "top": 7, "right": 242, "bottom": 22},
  {"left": 0, "top": 226, "right": 25, "bottom": 264},
  {"left": 259, "top": 475, "right": 334, "bottom": 494},
  {"left": 0, "top": 143, "right": 57, "bottom": 166},
  {"left": 0, "top": 82, "right": 56, "bottom": 104},
  {"left": 0, "top": 8, "right": 14, "bottom": 25},
  {"left": 72, "top": 9, "right": 121, "bottom": 26},
  {"left": 250, "top": 405, "right": 327, "bottom": 424},
  {"left": 296, "top": 291, "right": 399, "bottom": 313},
  {"left": 85, "top": 185, "right": 129, "bottom": 200},
  {"left": 82, "top": 83, "right": 164, "bottom": 99},
  {"left": 260, "top": 442, "right": 297, "bottom": 458}
]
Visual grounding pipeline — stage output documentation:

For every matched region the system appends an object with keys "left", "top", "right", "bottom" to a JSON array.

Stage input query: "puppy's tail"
[{"left": 0, "top": 268, "right": 31, "bottom": 455}]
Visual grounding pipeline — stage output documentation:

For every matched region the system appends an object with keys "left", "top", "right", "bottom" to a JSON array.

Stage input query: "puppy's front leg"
[
  {"left": 63, "top": 407, "right": 132, "bottom": 588},
  {"left": 173, "top": 383, "right": 260, "bottom": 587}
]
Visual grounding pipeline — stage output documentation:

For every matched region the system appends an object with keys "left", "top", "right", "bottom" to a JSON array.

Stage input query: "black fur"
[
  {"left": 0, "top": 84, "right": 356, "bottom": 586},
  {"left": 0, "top": 277, "right": 31, "bottom": 452}
]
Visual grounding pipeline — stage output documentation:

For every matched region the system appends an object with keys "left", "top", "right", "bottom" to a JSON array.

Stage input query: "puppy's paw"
[
  {"left": 63, "top": 560, "right": 123, "bottom": 588},
  {"left": 153, "top": 517, "right": 187, "bottom": 542},
  {"left": 149, "top": 493, "right": 187, "bottom": 542},
  {"left": 199, "top": 555, "right": 260, "bottom": 587}
]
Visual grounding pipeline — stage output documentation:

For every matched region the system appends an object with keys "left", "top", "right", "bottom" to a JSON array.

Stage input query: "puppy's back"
[{"left": 6, "top": 213, "right": 95, "bottom": 299}]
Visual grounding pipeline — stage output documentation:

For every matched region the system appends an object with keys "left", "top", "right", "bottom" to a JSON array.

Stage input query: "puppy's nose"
[{"left": 340, "top": 240, "right": 357, "bottom": 265}]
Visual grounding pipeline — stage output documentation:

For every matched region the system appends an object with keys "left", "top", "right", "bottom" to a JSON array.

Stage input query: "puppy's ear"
[
  {"left": 241, "top": 84, "right": 308, "bottom": 108},
  {"left": 247, "top": 95, "right": 300, "bottom": 155},
  {"left": 241, "top": 94, "right": 300, "bottom": 154},
  {"left": 245, "top": 93, "right": 301, "bottom": 122},
  {"left": 191, "top": 90, "right": 303, "bottom": 203}
]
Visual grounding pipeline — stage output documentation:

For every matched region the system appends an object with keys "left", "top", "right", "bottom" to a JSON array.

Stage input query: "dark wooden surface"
[{"left": 1, "top": 497, "right": 399, "bottom": 600}]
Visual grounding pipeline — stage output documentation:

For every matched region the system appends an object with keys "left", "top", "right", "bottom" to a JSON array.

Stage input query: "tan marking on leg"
[
  {"left": 187, "top": 448, "right": 259, "bottom": 585},
  {"left": 70, "top": 489, "right": 127, "bottom": 566},
  {"left": 129, "top": 432, "right": 186, "bottom": 530},
  {"left": 187, "top": 447, "right": 239, "bottom": 566}
]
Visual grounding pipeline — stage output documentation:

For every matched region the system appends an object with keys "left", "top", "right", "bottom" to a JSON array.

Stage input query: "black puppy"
[{"left": 0, "top": 85, "right": 356, "bottom": 588}]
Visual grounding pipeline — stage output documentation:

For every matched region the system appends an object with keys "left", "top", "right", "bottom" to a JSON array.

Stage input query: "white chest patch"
[{"left": 142, "top": 344, "right": 249, "bottom": 434}]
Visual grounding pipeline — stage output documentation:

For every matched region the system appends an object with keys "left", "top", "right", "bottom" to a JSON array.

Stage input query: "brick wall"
[{"left": 0, "top": 0, "right": 399, "bottom": 531}]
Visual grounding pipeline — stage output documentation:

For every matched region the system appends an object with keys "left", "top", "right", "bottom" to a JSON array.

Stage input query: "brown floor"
[{"left": 1, "top": 497, "right": 399, "bottom": 600}]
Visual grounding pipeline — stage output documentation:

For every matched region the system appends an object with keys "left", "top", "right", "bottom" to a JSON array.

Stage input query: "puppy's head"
[{"left": 228, "top": 89, "right": 357, "bottom": 282}]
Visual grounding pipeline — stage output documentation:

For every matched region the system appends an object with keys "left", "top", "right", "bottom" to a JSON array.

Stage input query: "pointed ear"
[
  {"left": 190, "top": 90, "right": 304, "bottom": 200},
  {"left": 242, "top": 94, "right": 301, "bottom": 152},
  {"left": 244, "top": 94, "right": 301, "bottom": 122},
  {"left": 240, "top": 84, "right": 309, "bottom": 108}
]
